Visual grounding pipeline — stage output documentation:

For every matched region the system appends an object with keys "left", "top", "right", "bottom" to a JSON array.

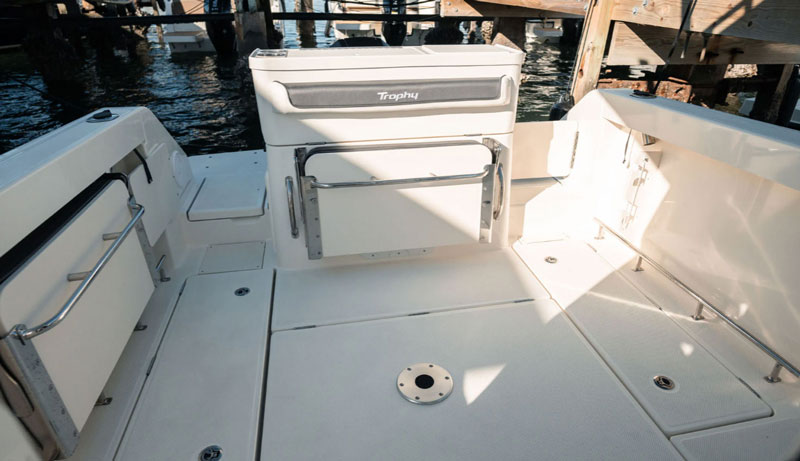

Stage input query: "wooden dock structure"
[{"left": 442, "top": 0, "right": 800, "bottom": 125}]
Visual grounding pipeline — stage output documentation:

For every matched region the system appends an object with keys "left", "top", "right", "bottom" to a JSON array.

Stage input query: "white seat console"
[{"left": 250, "top": 45, "right": 525, "bottom": 268}]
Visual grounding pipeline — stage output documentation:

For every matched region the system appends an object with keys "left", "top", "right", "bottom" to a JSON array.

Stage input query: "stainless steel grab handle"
[
  {"left": 493, "top": 163, "right": 504, "bottom": 220},
  {"left": 13, "top": 203, "right": 145, "bottom": 341},
  {"left": 285, "top": 176, "right": 299, "bottom": 238},
  {"left": 595, "top": 218, "right": 800, "bottom": 382},
  {"left": 309, "top": 166, "right": 491, "bottom": 189}
]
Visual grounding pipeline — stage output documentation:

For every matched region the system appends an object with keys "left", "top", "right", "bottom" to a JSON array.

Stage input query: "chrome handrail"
[
  {"left": 12, "top": 203, "right": 145, "bottom": 341},
  {"left": 493, "top": 163, "right": 504, "bottom": 220},
  {"left": 285, "top": 176, "right": 299, "bottom": 238},
  {"left": 595, "top": 218, "right": 800, "bottom": 382},
  {"left": 309, "top": 166, "right": 490, "bottom": 189}
]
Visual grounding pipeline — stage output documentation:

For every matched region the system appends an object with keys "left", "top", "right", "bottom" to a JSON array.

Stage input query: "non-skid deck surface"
[
  {"left": 514, "top": 239, "right": 772, "bottom": 436},
  {"left": 262, "top": 300, "right": 681, "bottom": 460},
  {"left": 199, "top": 241, "right": 266, "bottom": 275},
  {"left": 116, "top": 269, "right": 272, "bottom": 460},
  {"left": 187, "top": 174, "right": 266, "bottom": 221},
  {"left": 272, "top": 248, "right": 548, "bottom": 331},
  {"left": 672, "top": 416, "right": 800, "bottom": 460}
]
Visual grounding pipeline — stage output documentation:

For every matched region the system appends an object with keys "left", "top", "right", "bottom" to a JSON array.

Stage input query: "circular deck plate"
[{"left": 397, "top": 363, "right": 453, "bottom": 405}]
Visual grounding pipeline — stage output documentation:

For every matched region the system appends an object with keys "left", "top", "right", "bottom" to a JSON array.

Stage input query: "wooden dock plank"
[
  {"left": 440, "top": 0, "right": 583, "bottom": 18},
  {"left": 571, "top": 0, "right": 614, "bottom": 102},
  {"left": 611, "top": 0, "right": 800, "bottom": 46},
  {"left": 607, "top": 22, "right": 800, "bottom": 66}
]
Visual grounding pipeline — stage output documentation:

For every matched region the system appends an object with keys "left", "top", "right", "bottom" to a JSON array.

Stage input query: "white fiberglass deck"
[
  {"left": 264, "top": 300, "right": 680, "bottom": 460},
  {"left": 101, "top": 239, "right": 784, "bottom": 460},
  {"left": 272, "top": 248, "right": 548, "bottom": 330}
]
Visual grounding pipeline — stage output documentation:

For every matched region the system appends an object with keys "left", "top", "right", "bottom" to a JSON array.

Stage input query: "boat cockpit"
[{"left": 1, "top": 45, "right": 799, "bottom": 460}]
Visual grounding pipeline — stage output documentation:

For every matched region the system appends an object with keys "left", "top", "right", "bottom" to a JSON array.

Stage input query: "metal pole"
[{"left": 596, "top": 218, "right": 799, "bottom": 382}]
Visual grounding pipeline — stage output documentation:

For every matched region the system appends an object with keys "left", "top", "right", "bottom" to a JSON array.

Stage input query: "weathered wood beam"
[
  {"left": 767, "top": 64, "right": 796, "bottom": 122},
  {"left": 612, "top": 0, "right": 800, "bottom": 46},
  {"left": 608, "top": 22, "right": 800, "bottom": 66},
  {"left": 440, "top": 0, "right": 581, "bottom": 18},
  {"left": 571, "top": 0, "right": 614, "bottom": 102},
  {"left": 472, "top": 0, "right": 586, "bottom": 16},
  {"left": 491, "top": 17, "right": 527, "bottom": 50}
]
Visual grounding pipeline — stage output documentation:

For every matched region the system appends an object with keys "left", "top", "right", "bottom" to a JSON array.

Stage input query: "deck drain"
[
  {"left": 653, "top": 375, "right": 675, "bottom": 390},
  {"left": 397, "top": 363, "right": 453, "bottom": 405},
  {"left": 234, "top": 287, "right": 250, "bottom": 296},
  {"left": 199, "top": 445, "right": 222, "bottom": 460}
]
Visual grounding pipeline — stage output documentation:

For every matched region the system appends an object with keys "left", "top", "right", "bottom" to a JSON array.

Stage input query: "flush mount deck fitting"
[{"left": 397, "top": 363, "right": 453, "bottom": 405}]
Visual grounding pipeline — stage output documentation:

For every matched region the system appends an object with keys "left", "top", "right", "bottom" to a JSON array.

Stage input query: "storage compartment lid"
[
  {"left": 300, "top": 142, "right": 496, "bottom": 258},
  {"left": 249, "top": 44, "right": 524, "bottom": 71}
]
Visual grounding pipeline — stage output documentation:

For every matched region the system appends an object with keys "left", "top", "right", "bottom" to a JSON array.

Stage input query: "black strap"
[{"left": 133, "top": 149, "right": 153, "bottom": 184}]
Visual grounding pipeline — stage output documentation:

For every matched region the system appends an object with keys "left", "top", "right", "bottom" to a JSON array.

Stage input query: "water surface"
[{"left": 0, "top": 19, "right": 575, "bottom": 155}]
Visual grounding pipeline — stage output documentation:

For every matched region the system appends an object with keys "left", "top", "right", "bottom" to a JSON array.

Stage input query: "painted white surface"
[
  {"left": 585, "top": 234, "right": 800, "bottom": 458},
  {"left": 249, "top": 44, "right": 524, "bottom": 71},
  {"left": 251, "top": 46, "right": 522, "bottom": 146},
  {"left": 514, "top": 239, "right": 772, "bottom": 435},
  {"left": 130, "top": 143, "right": 186, "bottom": 245},
  {"left": 116, "top": 269, "right": 272, "bottom": 461},
  {"left": 0, "top": 107, "right": 188, "bottom": 257},
  {"left": 187, "top": 174, "right": 266, "bottom": 221},
  {"left": 570, "top": 89, "right": 800, "bottom": 191},
  {"left": 0, "top": 401, "right": 39, "bottom": 460},
  {"left": 306, "top": 144, "right": 492, "bottom": 257},
  {"left": 263, "top": 301, "right": 681, "bottom": 460},
  {"left": 69, "top": 248, "right": 206, "bottom": 461},
  {"left": 672, "top": 416, "right": 800, "bottom": 460},
  {"left": 272, "top": 248, "right": 548, "bottom": 330},
  {"left": 0, "top": 182, "right": 153, "bottom": 429},
  {"left": 266, "top": 135, "right": 513, "bottom": 270},
  {"left": 518, "top": 91, "right": 800, "bottom": 371},
  {"left": 512, "top": 120, "right": 577, "bottom": 178},
  {"left": 198, "top": 241, "right": 266, "bottom": 274}
]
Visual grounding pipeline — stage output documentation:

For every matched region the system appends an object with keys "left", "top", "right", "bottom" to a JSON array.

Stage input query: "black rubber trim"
[
  {"left": 0, "top": 174, "right": 129, "bottom": 286},
  {"left": 133, "top": 149, "right": 153, "bottom": 184}
]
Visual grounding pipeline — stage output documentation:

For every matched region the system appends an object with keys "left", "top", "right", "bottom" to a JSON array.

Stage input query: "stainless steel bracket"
[
  {"left": 285, "top": 176, "right": 299, "bottom": 239},
  {"left": 296, "top": 139, "right": 502, "bottom": 260},
  {"left": 479, "top": 164, "right": 496, "bottom": 243},
  {"left": 0, "top": 333, "right": 78, "bottom": 460},
  {"left": 300, "top": 176, "right": 323, "bottom": 260}
]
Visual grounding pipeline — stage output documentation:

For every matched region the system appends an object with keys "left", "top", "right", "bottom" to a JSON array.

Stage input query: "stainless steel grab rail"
[
  {"left": 285, "top": 176, "right": 299, "bottom": 238},
  {"left": 12, "top": 203, "right": 145, "bottom": 341},
  {"left": 595, "top": 218, "right": 800, "bottom": 382},
  {"left": 309, "top": 166, "right": 490, "bottom": 189},
  {"left": 493, "top": 163, "right": 504, "bottom": 220}
]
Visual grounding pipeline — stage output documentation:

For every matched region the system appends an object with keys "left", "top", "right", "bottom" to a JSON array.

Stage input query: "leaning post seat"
[{"left": 249, "top": 45, "right": 524, "bottom": 268}]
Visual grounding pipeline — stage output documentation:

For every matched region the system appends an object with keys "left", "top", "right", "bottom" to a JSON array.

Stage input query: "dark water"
[{"left": 0, "top": 23, "right": 575, "bottom": 155}]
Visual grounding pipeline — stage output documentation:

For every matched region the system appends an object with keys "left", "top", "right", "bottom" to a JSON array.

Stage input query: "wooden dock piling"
[{"left": 440, "top": 0, "right": 800, "bottom": 125}]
